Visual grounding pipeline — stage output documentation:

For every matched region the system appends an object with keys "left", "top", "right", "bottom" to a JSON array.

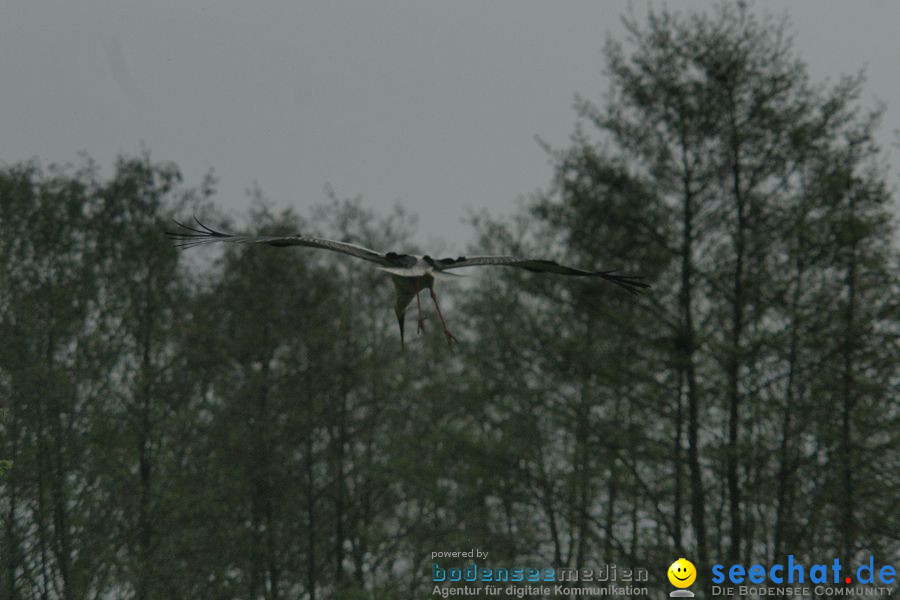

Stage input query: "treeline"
[{"left": 1, "top": 4, "right": 898, "bottom": 600}]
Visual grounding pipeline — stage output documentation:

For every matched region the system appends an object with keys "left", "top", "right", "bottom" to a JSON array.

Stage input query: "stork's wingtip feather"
[
  {"left": 597, "top": 270, "right": 651, "bottom": 295},
  {"left": 193, "top": 216, "right": 224, "bottom": 235},
  {"left": 165, "top": 215, "right": 233, "bottom": 249}
]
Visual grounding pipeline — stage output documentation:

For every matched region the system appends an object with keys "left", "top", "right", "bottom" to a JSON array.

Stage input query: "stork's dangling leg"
[
  {"left": 429, "top": 287, "right": 458, "bottom": 349},
  {"left": 415, "top": 280, "right": 426, "bottom": 334}
]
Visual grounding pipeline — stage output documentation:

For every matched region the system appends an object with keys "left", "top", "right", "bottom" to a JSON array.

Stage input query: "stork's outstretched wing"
[
  {"left": 435, "top": 255, "right": 649, "bottom": 295},
  {"left": 166, "top": 218, "right": 407, "bottom": 267}
]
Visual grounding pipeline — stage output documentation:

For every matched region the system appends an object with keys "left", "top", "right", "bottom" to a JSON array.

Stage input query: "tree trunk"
[
  {"left": 679, "top": 172, "right": 707, "bottom": 569},
  {"left": 725, "top": 96, "right": 747, "bottom": 565},
  {"left": 774, "top": 253, "right": 804, "bottom": 561},
  {"left": 305, "top": 432, "right": 317, "bottom": 600},
  {"left": 839, "top": 195, "right": 859, "bottom": 560}
]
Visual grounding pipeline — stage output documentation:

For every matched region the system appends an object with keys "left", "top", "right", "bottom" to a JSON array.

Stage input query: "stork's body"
[
  {"left": 166, "top": 218, "right": 649, "bottom": 350},
  {"left": 386, "top": 261, "right": 457, "bottom": 348}
]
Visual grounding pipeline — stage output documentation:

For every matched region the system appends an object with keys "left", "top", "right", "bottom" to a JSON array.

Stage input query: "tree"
[
  {"left": 0, "top": 155, "right": 209, "bottom": 599},
  {"left": 502, "top": 0, "right": 899, "bottom": 577}
]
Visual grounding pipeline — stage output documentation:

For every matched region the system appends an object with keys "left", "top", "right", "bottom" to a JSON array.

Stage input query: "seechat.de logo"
[{"left": 711, "top": 555, "right": 896, "bottom": 586}]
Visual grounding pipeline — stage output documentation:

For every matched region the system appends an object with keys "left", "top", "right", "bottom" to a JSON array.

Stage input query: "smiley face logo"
[{"left": 668, "top": 558, "right": 696, "bottom": 588}]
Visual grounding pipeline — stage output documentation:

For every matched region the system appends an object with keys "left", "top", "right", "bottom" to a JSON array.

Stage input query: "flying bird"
[{"left": 166, "top": 218, "right": 649, "bottom": 348}]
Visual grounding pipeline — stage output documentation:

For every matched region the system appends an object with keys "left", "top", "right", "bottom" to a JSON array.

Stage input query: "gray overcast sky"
[{"left": 2, "top": 1, "right": 898, "bottom": 247}]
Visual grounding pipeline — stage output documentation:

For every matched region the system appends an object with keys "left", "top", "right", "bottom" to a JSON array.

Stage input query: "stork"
[{"left": 166, "top": 218, "right": 649, "bottom": 348}]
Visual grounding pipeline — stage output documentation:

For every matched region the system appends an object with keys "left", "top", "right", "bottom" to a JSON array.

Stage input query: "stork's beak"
[{"left": 395, "top": 308, "right": 405, "bottom": 350}]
